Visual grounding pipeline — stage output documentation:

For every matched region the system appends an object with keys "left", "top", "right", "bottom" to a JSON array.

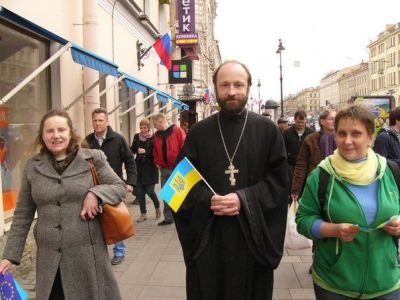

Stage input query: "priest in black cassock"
[{"left": 173, "top": 60, "right": 289, "bottom": 300}]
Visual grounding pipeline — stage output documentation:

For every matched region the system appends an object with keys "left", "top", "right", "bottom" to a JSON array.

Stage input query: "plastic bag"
[{"left": 284, "top": 202, "right": 312, "bottom": 250}]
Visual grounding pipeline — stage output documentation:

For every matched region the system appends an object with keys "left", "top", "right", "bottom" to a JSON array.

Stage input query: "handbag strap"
[{"left": 88, "top": 159, "right": 101, "bottom": 186}]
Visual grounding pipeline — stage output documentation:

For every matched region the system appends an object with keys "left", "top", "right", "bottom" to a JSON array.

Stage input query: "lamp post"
[
  {"left": 257, "top": 79, "right": 261, "bottom": 114},
  {"left": 276, "top": 39, "right": 285, "bottom": 117}
]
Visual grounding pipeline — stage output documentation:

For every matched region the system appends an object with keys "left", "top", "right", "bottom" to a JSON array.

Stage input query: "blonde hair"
[{"left": 139, "top": 118, "right": 150, "bottom": 127}]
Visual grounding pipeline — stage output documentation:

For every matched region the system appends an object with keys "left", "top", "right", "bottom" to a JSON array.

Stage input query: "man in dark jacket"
[
  {"left": 373, "top": 107, "right": 400, "bottom": 166},
  {"left": 282, "top": 110, "right": 313, "bottom": 203},
  {"left": 372, "top": 106, "right": 400, "bottom": 266},
  {"left": 85, "top": 107, "right": 137, "bottom": 265}
]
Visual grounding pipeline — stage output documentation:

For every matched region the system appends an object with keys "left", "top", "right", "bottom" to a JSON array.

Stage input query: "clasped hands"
[{"left": 210, "top": 193, "right": 240, "bottom": 216}]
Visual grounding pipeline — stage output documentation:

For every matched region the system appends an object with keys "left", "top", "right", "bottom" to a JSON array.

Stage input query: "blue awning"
[
  {"left": 0, "top": 6, "right": 119, "bottom": 77},
  {"left": 71, "top": 44, "right": 119, "bottom": 77},
  {"left": 156, "top": 92, "right": 170, "bottom": 104},
  {"left": 174, "top": 99, "right": 189, "bottom": 111},
  {"left": 122, "top": 72, "right": 187, "bottom": 110},
  {"left": 123, "top": 73, "right": 151, "bottom": 94},
  {"left": 157, "top": 90, "right": 189, "bottom": 110},
  {"left": 0, "top": 6, "right": 68, "bottom": 45},
  {"left": 173, "top": 99, "right": 189, "bottom": 110}
]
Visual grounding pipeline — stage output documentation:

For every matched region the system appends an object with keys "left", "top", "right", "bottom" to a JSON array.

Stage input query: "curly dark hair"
[{"left": 36, "top": 109, "right": 80, "bottom": 154}]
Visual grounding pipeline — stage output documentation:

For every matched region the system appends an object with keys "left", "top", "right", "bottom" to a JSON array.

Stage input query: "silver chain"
[{"left": 217, "top": 110, "right": 249, "bottom": 165}]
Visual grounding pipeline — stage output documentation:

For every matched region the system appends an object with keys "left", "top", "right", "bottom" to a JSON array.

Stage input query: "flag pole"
[{"left": 184, "top": 157, "right": 217, "bottom": 195}]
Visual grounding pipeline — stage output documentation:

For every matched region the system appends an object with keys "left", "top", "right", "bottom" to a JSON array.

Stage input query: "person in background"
[
  {"left": 262, "top": 112, "right": 272, "bottom": 119},
  {"left": 181, "top": 121, "right": 189, "bottom": 134},
  {"left": 296, "top": 104, "right": 400, "bottom": 299},
  {"left": 152, "top": 113, "right": 186, "bottom": 226},
  {"left": 373, "top": 106, "right": 400, "bottom": 267},
  {"left": 291, "top": 110, "right": 336, "bottom": 202},
  {"left": 174, "top": 60, "right": 288, "bottom": 300},
  {"left": 373, "top": 106, "right": 400, "bottom": 166},
  {"left": 283, "top": 110, "right": 314, "bottom": 203},
  {"left": 0, "top": 109, "right": 126, "bottom": 299},
  {"left": 131, "top": 118, "right": 161, "bottom": 223},
  {"left": 85, "top": 107, "right": 136, "bottom": 266},
  {"left": 277, "top": 117, "right": 289, "bottom": 134}
]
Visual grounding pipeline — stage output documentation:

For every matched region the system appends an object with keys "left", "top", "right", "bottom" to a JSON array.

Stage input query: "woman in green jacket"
[{"left": 296, "top": 104, "right": 400, "bottom": 299}]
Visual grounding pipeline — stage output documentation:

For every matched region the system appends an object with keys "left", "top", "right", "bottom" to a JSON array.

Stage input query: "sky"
[{"left": 214, "top": 0, "right": 400, "bottom": 102}]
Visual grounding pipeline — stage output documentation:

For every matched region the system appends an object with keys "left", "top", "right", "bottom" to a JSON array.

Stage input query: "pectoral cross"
[{"left": 225, "top": 163, "right": 239, "bottom": 186}]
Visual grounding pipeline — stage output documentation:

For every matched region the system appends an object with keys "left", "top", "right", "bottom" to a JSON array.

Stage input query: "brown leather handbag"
[{"left": 88, "top": 159, "right": 135, "bottom": 245}]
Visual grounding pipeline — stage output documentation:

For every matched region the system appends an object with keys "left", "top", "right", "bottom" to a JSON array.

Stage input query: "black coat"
[
  {"left": 373, "top": 128, "right": 400, "bottom": 166},
  {"left": 174, "top": 110, "right": 288, "bottom": 299},
  {"left": 131, "top": 133, "right": 159, "bottom": 185},
  {"left": 85, "top": 126, "right": 137, "bottom": 186},
  {"left": 282, "top": 126, "right": 314, "bottom": 166}
]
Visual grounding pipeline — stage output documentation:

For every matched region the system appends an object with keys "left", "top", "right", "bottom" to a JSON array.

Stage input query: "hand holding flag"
[
  {"left": 0, "top": 272, "right": 28, "bottom": 300},
  {"left": 159, "top": 157, "right": 215, "bottom": 212}
]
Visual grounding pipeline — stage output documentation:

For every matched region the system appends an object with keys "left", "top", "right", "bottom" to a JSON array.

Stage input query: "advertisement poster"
[{"left": 352, "top": 96, "right": 393, "bottom": 136}]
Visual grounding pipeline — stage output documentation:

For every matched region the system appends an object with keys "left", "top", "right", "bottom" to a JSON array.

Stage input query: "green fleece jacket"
[{"left": 296, "top": 154, "right": 400, "bottom": 299}]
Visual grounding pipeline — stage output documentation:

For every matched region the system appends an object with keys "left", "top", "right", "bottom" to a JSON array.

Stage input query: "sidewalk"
[
  {"left": 117, "top": 199, "right": 315, "bottom": 300},
  {"left": 13, "top": 194, "right": 315, "bottom": 300}
]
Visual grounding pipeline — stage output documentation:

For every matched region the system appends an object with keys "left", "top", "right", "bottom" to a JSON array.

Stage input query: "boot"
[
  {"left": 155, "top": 208, "right": 162, "bottom": 220},
  {"left": 137, "top": 213, "right": 147, "bottom": 223}
]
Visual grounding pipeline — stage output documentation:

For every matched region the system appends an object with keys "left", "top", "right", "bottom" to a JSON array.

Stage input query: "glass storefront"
[{"left": 0, "top": 20, "right": 49, "bottom": 220}]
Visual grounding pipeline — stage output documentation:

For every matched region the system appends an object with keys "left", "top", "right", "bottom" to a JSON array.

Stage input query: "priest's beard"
[{"left": 216, "top": 93, "right": 248, "bottom": 115}]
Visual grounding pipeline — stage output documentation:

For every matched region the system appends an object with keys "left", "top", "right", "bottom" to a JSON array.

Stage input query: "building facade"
[
  {"left": 0, "top": 0, "right": 220, "bottom": 235},
  {"left": 338, "top": 62, "right": 369, "bottom": 109},
  {"left": 368, "top": 23, "right": 400, "bottom": 107}
]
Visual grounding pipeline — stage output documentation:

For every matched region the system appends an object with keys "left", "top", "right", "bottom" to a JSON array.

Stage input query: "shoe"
[
  {"left": 111, "top": 255, "right": 124, "bottom": 265},
  {"left": 137, "top": 214, "right": 147, "bottom": 223},
  {"left": 158, "top": 220, "right": 173, "bottom": 226},
  {"left": 155, "top": 208, "right": 162, "bottom": 220}
]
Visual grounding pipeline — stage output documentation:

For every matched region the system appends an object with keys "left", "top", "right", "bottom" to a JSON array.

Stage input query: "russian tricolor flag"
[{"left": 153, "top": 33, "right": 172, "bottom": 70}]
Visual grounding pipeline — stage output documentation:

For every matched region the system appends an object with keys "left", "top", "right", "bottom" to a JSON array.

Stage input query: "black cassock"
[{"left": 174, "top": 109, "right": 289, "bottom": 300}]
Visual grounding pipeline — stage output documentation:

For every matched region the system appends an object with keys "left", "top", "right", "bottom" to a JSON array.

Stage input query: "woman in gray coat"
[{"left": 0, "top": 109, "right": 126, "bottom": 299}]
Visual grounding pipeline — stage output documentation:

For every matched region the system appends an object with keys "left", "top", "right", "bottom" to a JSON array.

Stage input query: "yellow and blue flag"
[
  {"left": 159, "top": 157, "right": 203, "bottom": 212},
  {"left": 0, "top": 272, "right": 28, "bottom": 300}
]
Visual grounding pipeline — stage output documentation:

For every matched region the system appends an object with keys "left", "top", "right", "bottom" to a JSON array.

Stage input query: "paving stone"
[
  {"left": 289, "top": 288, "right": 316, "bottom": 299},
  {"left": 147, "top": 261, "right": 186, "bottom": 287},
  {"left": 273, "top": 288, "right": 292, "bottom": 299},
  {"left": 293, "top": 263, "right": 314, "bottom": 288},
  {"left": 274, "top": 263, "right": 301, "bottom": 289},
  {"left": 139, "top": 285, "right": 186, "bottom": 299},
  {"left": 281, "top": 255, "right": 302, "bottom": 263}
]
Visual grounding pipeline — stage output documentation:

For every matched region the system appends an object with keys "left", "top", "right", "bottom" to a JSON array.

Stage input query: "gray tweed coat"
[{"left": 3, "top": 148, "right": 126, "bottom": 299}]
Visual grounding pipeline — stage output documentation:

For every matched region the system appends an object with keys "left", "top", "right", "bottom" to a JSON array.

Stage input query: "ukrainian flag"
[{"left": 159, "top": 157, "right": 202, "bottom": 212}]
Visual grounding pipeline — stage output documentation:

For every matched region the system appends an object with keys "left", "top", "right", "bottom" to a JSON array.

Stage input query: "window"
[{"left": 0, "top": 20, "right": 50, "bottom": 219}]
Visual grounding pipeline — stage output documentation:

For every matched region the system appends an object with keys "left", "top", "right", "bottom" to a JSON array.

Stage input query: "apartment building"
[
  {"left": 368, "top": 23, "right": 400, "bottom": 107},
  {"left": 338, "top": 62, "right": 369, "bottom": 109}
]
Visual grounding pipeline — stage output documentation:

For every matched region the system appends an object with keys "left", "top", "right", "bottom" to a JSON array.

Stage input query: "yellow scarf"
[{"left": 330, "top": 148, "right": 378, "bottom": 185}]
